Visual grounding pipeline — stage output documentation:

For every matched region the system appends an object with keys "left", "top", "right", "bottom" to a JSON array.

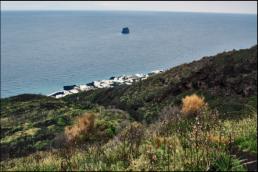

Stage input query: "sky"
[{"left": 1, "top": 1, "right": 257, "bottom": 14}]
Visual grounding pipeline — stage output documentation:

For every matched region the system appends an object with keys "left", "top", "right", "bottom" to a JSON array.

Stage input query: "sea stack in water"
[{"left": 121, "top": 27, "right": 130, "bottom": 34}]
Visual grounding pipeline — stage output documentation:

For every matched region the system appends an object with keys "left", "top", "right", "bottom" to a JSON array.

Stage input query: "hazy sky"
[{"left": 1, "top": 1, "right": 257, "bottom": 14}]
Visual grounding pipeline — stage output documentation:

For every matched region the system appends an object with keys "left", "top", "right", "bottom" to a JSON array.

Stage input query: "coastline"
[{"left": 48, "top": 69, "right": 163, "bottom": 98}]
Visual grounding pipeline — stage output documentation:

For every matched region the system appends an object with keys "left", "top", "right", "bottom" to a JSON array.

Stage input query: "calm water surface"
[{"left": 1, "top": 11, "right": 257, "bottom": 97}]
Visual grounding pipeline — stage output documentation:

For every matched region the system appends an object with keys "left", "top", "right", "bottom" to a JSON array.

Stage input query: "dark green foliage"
[
  {"left": 34, "top": 140, "right": 51, "bottom": 150},
  {"left": 209, "top": 152, "right": 247, "bottom": 171},
  {"left": 106, "top": 125, "right": 116, "bottom": 137},
  {"left": 0, "top": 45, "right": 257, "bottom": 170},
  {"left": 0, "top": 94, "right": 90, "bottom": 160},
  {"left": 57, "top": 117, "right": 68, "bottom": 126},
  {"left": 63, "top": 45, "right": 257, "bottom": 122},
  {"left": 235, "top": 129, "right": 257, "bottom": 153}
]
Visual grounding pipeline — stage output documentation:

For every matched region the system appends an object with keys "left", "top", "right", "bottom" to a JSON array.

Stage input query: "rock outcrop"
[{"left": 121, "top": 27, "right": 130, "bottom": 34}]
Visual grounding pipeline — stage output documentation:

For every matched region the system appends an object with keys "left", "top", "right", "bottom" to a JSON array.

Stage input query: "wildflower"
[{"left": 152, "top": 154, "right": 157, "bottom": 161}]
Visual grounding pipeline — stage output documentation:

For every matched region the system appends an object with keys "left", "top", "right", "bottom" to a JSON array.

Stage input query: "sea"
[{"left": 1, "top": 11, "right": 257, "bottom": 98}]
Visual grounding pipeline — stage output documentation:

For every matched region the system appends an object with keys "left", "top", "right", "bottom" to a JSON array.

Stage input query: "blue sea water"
[{"left": 1, "top": 11, "right": 257, "bottom": 98}]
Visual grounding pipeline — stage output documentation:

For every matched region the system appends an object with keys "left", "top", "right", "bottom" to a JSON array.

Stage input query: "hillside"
[
  {"left": 0, "top": 45, "right": 257, "bottom": 171},
  {"left": 64, "top": 45, "right": 257, "bottom": 121}
]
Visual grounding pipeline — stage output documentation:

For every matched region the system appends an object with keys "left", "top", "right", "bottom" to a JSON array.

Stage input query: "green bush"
[
  {"left": 235, "top": 131, "right": 257, "bottom": 153},
  {"left": 34, "top": 140, "right": 50, "bottom": 150},
  {"left": 209, "top": 152, "right": 246, "bottom": 171},
  {"left": 106, "top": 125, "right": 116, "bottom": 137},
  {"left": 56, "top": 117, "right": 67, "bottom": 126}
]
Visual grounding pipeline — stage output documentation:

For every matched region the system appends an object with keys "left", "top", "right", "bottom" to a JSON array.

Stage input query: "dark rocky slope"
[{"left": 64, "top": 45, "right": 257, "bottom": 122}]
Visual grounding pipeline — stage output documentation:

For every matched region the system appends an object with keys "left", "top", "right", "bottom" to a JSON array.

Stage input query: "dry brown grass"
[
  {"left": 65, "top": 113, "right": 96, "bottom": 144},
  {"left": 153, "top": 135, "right": 181, "bottom": 149},
  {"left": 181, "top": 94, "right": 206, "bottom": 115},
  {"left": 208, "top": 134, "right": 230, "bottom": 145}
]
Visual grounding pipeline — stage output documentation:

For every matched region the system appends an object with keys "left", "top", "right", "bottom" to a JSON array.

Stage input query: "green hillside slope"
[
  {"left": 1, "top": 45, "right": 257, "bottom": 171},
  {"left": 64, "top": 45, "right": 257, "bottom": 122}
]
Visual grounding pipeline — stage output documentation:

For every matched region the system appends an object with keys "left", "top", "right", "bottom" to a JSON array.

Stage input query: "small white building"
[{"left": 48, "top": 69, "right": 163, "bottom": 99}]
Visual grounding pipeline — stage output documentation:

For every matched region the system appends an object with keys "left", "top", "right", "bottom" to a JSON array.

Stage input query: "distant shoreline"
[{"left": 48, "top": 69, "right": 164, "bottom": 99}]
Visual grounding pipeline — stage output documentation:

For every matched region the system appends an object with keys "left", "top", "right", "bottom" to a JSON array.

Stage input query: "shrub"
[
  {"left": 57, "top": 117, "right": 67, "bottom": 126},
  {"left": 34, "top": 140, "right": 50, "bottom": 150},
  {"left": 106, "top": 125, "right": 116, "bottom": 137},
  {"left": 156, "top": 105, "right": 182, "bottom": 135},
  {"left": 208, "top": 134, "right": 230, "bottom": 145},
  {"left": 159, "top": 105, "right": 181, "bottom": 122},
  {"left": 234, "top": 132, "right": 257, "bottom": 153},
  {"left": 118, "top": 122, "right": 144, "bottom": 145},
  {"left": 64, "top": 113, "right": 96, "bottom": 144},
  {"left": 181, "top": 94, "right": 206, "bottom": 116},
  {"left": 153, "top": 135, "right": 182, "bottom": 151},
  {"left": 52, "top": 133, "right": 67, "bottom": 148},
  {"left": 128, "top": 154, "right": 150, "bottom": 171},
  {"left": 102, "top": 140, "right": 130, "bottom": 165},
  {"left": 118, "top": 122, "right": 145, "bottom": 157},
  {"left": 209, "top": 152, "right": 246, "bottom": 171}
]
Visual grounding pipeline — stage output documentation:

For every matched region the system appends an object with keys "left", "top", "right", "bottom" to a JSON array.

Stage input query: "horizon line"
[{"left": 1, "top": 9, "right": 257, "bottom": 15}]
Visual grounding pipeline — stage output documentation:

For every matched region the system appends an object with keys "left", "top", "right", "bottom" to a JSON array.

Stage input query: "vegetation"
[
  {"left": 181, "top": 93, "right": 205, "bottom": 115},
  {"left": 0, "top": 45, "right": 257, "bottom": 171},
  {"left": 64, "top": 113, "right": 96, "bottom": 144}
]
